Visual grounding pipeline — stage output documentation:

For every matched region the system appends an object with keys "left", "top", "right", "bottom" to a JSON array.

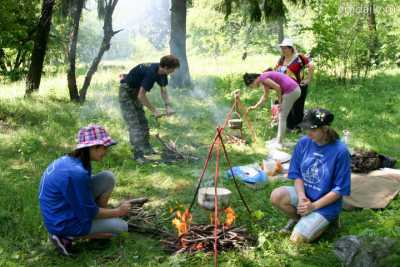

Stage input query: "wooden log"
[{"left": 127, "top": 197, "right": 149, "bottom": 206}]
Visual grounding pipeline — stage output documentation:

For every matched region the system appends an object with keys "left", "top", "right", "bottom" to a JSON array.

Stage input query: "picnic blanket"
[{"left": 343, "top": 168, "right": 400, "bottom": 210}]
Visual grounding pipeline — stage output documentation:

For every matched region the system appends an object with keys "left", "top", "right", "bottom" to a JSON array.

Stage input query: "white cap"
[{"left": 278, "top": 38, "right": 294, "bottom": 47}]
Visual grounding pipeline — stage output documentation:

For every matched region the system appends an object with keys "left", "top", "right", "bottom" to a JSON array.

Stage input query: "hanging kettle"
[
  {"left": 228, "top": 112, "right": 243, "bottom": 130},
  {"left": 197, "top": 187, "right": 232, "bottom": 211}
]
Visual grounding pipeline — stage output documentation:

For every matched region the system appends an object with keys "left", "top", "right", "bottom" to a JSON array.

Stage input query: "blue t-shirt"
[
  {"left": 122, "top": 63, "right": 168, "bottom": 98},
  {"left": 288, "top": 136, "right": 351, "bottom": 221},
  {"left": 38, "top": 156, "right": 99, "bottom": 236}
]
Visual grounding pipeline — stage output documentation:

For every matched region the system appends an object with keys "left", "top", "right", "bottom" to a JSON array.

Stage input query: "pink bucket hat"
[{"left": 75, "top": 124, "right": 117, "bottom": 150}]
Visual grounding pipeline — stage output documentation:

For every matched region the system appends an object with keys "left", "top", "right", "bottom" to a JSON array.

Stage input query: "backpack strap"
[
  {"left": 298, "top": 54, "right": 308, "bottom": 68},
  {"left": 278, "top": 56, "right": 285, "bottom": 66}
]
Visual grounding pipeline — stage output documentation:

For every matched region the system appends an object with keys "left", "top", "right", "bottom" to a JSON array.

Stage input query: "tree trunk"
[
  {"left": 79, "top": 0, "right": 120, "bottom": 102},
  {"left": 0, "top": 49, "right": 7, "bottom": 72},
  {"left": 169, "top": 0, "right": 191, "bottom": 88},
  {"left": 67, "top": 0, "right": 84, "bottom": 102},
  {"left": 367, "top": 0, "right": 379, "bottom": 66},
  {"left": 25, "top": 0, "right": 55, "bottom": 96},
  {"left": 277, "top": 16, "right": 284, "bottom": 43}
]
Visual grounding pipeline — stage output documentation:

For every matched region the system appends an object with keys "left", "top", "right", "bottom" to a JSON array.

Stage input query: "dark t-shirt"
[{"left": 121, "top": 63, "right": 168, "bottom": 97}]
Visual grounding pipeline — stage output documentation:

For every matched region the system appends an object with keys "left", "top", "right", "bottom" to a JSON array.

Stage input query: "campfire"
[
  {"left": 162, "top": 208, "right": 254, "bottom": 254},
  {"left": 160, "top": 126, "right": 254, "bottom": 264}
]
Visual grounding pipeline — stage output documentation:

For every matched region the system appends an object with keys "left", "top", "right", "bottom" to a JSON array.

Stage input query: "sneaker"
[
  {"left": 279, "top": 219, "right": 298, "bottom": 234},
  {"left": 50, "top": 235, "right": 72, "bottom": 256}
]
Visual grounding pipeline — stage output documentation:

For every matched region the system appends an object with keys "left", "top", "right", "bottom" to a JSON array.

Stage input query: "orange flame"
[
  {"left": 195, "top": 242, "right": 205, "bottom": 250},
  {"left": 209, "top": 207, "right": 236, "bottom": 228},
  {"left": 223, "top": 207, "right": 236, "bottom": 228},
  {"left": 172, "top": 208, "right": 192, "bottom": 236}
]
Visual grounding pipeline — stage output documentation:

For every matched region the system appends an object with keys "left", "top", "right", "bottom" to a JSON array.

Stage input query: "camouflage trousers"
[{"left": 119, "top": 83, "right": 150, "bottom": 158}]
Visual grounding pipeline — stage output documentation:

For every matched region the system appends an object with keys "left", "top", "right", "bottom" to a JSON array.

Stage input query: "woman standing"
[
  {"left": 270, "top": 109, "right": 351, "bottom": 243},
  {"left": 39, "top": 125, "right": 131, "bottom": 256},
  {"left": 275, "top": 38, "right": 314, "bottom": 131},
  {"left": 243, "top": 71, "right": 301, "bottom": 145}
]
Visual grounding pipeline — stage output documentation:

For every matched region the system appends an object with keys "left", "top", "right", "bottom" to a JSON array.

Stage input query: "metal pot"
[
  {"left": 229, "top": 119, "right": 243, "bottom": 129},
  {"left": 197, "top": 187, "right": 232, "bottom": 211}
]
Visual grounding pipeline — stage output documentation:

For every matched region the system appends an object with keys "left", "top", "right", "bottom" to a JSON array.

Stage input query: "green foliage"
[
  {"left": 217, "top": 0, "right": 305, "bottom": 22},
  {"left": 0, "top": 0, "right": 41, "bottom": 80},
  {"left": 188, "top": 0, "right": 280, "bottom": 56},
  {"left": 0, "top": 61, "right": 399, "bottom": 265},
  {"left": 307, "top": 0, "right": 400, "bottom": 80}
]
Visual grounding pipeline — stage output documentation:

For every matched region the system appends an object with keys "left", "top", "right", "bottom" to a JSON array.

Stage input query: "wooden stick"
[{"left": 127, "top": 197, "right": 148, "bottom": 206}]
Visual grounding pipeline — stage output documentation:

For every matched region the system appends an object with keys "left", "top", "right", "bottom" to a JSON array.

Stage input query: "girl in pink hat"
[{"left": 38, "top": 124, "right": 131, "bottom": 256}]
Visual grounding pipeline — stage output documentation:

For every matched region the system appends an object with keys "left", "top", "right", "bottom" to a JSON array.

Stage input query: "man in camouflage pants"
[{"left": 119, "top": 55, "right": 180, "bottom": 164}]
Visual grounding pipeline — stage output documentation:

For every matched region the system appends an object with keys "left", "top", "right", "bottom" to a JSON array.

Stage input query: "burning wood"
[
  {"left": 210, "top": 207, "right": 236, "bottom": 228},
  {"left": 162, "top": 207, "right": 254, "bottom": 254},
  {"left": 161, "top": 224, "right": 254, "bottom": 254},
  {"left": 172, "top": 208, "right": 192, "bottom": 236},
  {"left": 223, "top": 207, "right": 236, "bottom": 228}
]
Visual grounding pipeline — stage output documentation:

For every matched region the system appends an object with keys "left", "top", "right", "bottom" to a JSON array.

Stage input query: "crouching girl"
[
  {"left": 270, "top": 109, "right": 351, "bottom": 243},
  {"left": 39, "top": 125, "right": 131, "bottom": 255}
]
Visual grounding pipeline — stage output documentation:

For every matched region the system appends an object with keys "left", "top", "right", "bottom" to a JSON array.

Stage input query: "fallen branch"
[
  {"left": 128, "top": 223, "right": 173, "bottom": 238},
  {"left": 155, "top": 134, "right": 199, "bottom": 162},
  {"left": 127, "top": 197, "right": 148, "bottom": 206}
]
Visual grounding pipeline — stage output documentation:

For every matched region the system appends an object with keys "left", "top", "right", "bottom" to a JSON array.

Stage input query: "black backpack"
[{"left": 351, "top": 149, "right": 397, "bottom": 173}]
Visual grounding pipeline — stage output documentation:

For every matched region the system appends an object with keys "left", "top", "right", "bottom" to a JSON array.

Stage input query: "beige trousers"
[{"left": 277, "top": 86, "right": 301, "bottom": 143}]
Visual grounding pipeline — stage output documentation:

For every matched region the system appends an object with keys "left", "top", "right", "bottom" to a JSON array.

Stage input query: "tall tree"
[
  {"left": 170, "top": 0, "right": 192, "bottom": 88},
  {"left": 66, "top": 0, "right": 120, "bottom": 103},
  {"left": 367, "top": 0, "right": 379, "bottom": 65},
  {"left": 67, "top": 0, "right": 85, "bottom": 101},
  {"left": 25, "top": 0, "right": 55, "bottom": 95},
  {"left": 79, "top": 0, "right": 120, "bottom": 102},
  {"left": 277, "top": 16, "right": 284, "bottom": 43}
]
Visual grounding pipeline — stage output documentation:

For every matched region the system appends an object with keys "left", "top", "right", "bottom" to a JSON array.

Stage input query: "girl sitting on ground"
[
  {"left": 38, "top": 124, "right": 131, "bottom": 256},
  {"left": 270, "top": 109, "right": 351, "bottom": 243}
]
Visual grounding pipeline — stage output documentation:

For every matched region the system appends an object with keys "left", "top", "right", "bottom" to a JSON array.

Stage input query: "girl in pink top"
[{"left": 243, "top": 71, "right": 301, "bottom": 145}]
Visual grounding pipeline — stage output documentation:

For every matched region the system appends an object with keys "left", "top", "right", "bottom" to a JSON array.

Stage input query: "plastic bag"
[
  {"left": 263, "top": 159, "right": 283, "bottom": 176},
  {"left": 225, "top": 163, "right": 268, "bottom": 188}
]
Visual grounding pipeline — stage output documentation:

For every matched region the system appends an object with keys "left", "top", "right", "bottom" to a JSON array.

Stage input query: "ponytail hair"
[
  {"left": 243, "top": 73, "right": 260, "bottom": 86},
  {"left": 321, "top": 125, "right": 340, "bottom": 144},
  {"left": 68, "top": 147, "right": 92, "bottom": 171}
]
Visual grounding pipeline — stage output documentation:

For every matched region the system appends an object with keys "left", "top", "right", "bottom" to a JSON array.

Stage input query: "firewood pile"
[
  {"left": 155, "top": 134, "right": 200, "bottom": 163},
  {"left": 225, "top": 133, "right": 247, "bottom": 145},
  {"left": 161, "top": 224, "right": 255, "bottom": 254},
  {"left": 124, "top": 198, "right": 172, "bottom": 237}
]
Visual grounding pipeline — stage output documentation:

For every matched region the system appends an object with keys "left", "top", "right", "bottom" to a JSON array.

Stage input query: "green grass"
[{"left": 0, "top": 60, "right": 400, "bottom": 266}]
